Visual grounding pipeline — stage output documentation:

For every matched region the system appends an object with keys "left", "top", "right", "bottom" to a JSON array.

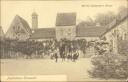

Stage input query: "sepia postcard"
[{"left": 0, "top": 0, "right": 128, "bottom": 82}]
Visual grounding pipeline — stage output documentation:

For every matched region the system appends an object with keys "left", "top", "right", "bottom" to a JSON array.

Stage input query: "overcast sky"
[{"left": 1, "top": 0, "right": 127, "bottom": 32}]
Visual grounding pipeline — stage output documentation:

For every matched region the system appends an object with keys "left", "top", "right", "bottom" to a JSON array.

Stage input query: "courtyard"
[{"left": 1, "top": 58, "right": 95, "bottom": 81}]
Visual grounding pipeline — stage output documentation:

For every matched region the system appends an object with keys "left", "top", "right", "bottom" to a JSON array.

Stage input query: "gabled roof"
[
  {"left": 56, "top": 12, "right": 76, "bottom": 26},
  {"left": 6, "top": 15, "right": 32, "bottom": 35},
  {"left": 101, "top": 13, "right": 128, "bottom": 37},
  {"left": 6, "top": 15, "right": 31, "bottom": 40},
  {"left": 17, "top": 15, "right": 32, "bottom": 34},
  {"left": 76, "top": 26, "right": 106, "bottom": 37},
  {"left": 30, "top": 28, "right": 56, "bottom": 39}
]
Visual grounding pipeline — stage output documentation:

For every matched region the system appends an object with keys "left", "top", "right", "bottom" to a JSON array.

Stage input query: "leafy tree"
[
  {"left": 89, "top": 53, "right": 128, "bottom": 79},
  {"left": 76, "top": 39, "right": 87, "bottom": 57},
  {"left": 94, "top": 41, "right": 109, "bottom": 55},
  {"left": 117, "top": 6, "right": 128, "bottom": 20},
  {"left": 77, "top": 17, "right": 96, "bottom": 28},
  {"left": 95, "top": 11, "right": 116, "bottom": 26},
  {"left": 89, "top": 40, "right": 128, "bottom": 79}
]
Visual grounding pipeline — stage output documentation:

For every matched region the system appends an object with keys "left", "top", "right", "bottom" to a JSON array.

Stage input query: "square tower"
[
  {"left": 32, "top": 12, "right": 38, "bottom": 30},
  {"left": 55, "top": 12, "right": 76, "bottom": 41}
]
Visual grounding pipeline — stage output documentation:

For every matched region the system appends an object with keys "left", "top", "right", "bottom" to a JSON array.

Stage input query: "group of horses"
[
  {"left": 50, "top": 42, "right": 80, "bottom": 62},
  {"left": 51, "top": 50, "right": 79, "bottom": 62}
]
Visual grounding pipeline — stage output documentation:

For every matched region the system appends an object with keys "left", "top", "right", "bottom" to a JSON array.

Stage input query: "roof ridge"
[
  {"left": 34, "top": 28, "right": 55, "bottom": 30},
  {"left": 57, "top": 12, "right": 76, "bottom": 15},
  {"left": 101, "top": 14, "right": 128, "bottom": 37},
  {"left": 30, "top": 27, "right": 56, "bottom": 39}
]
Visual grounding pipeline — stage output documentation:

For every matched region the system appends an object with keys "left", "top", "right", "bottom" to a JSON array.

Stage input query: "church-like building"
[
  {"left": 101, "top": 12, "right": 128, "bottom": 54},
  {"left": 6, "top": 12, "right": 106, "bottom": 41}
]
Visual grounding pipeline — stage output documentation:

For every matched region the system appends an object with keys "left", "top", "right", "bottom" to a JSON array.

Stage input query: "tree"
[
  {"left": 118, "top": 6, "right": 128, "bottom": 16},
  {"left": 77, "top": 16, "right": 96, "bottom": 28},
  {"left": 94, "top": 41, "right": 109, "bottom": 55},
  {"left": 117, "top": 6, "right": 128, "bottom": 20},
  {"left": 88, "top": 40, "right": 128, "bottom": 79},
  {"left": 95, "top": 11, "right": 116, "bottom": 26},
  {"left": 76, "top": 39, "right": 87, "bottom": 57}
]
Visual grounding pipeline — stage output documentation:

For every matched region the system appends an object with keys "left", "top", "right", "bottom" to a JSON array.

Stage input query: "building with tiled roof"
[
  {"left": 30, "top": 12, "right": 107, "bottom": 41},
  {"left": 30, "top": 28, "right": 56, "bottom": 40},
  {"left": 6, "top": 15, "right": 32, "bottom": 40},
  {"left": 100, "top": 13, "right": 128, "bottom": 54},
  {"left": 56, "top": 13, "right": 76, "bottom": 26},
  {"left": 76, "top": 26, "right": 106, "bottom": 41},
  {"left": 55, "top": 13, "right": 77, "bottom": 41},
  {"left": 6, "top": 12, "right": 108, "bottom": 42}
]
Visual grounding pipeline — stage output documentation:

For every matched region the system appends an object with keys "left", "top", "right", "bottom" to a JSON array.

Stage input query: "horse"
[
  {"left": 72, "top": 52, "right": 79, "bottom": 62},
  {"left": 67, "top": 52, "right": 72, "bottom": 61},
  {"left": 50, "top": 53, "right": 55, "bottom": 59},
  {"left": 61, "top": 52, "right": 66, "bottom": 61}
]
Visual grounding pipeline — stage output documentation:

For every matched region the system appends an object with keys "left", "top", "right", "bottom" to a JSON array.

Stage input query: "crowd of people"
[
  {"left": 50, "top": 48, "right": 79, "bottom": 62},
  {"left": 0, "top": 38, "right": 87, "bottom": 59},
  {"left": 48, "top": 39, "right": 82, "bottom": 62}
]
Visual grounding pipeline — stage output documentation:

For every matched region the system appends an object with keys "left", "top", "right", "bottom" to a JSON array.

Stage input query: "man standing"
[
  {"left": 54, "top": 49, "right": 59, "bottom": 62},
  {"left": 54, "top": 53, "right": 58, "bottom": 62}
]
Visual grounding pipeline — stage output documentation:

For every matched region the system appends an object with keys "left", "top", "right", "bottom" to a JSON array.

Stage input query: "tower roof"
[{"left": 56, "top": 12, "right": 76, "bottom": 26}]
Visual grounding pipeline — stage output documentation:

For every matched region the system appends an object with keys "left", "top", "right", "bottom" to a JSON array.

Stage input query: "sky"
[{"left": 1, "top": 0, "right": 127, "bottom": 32}]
